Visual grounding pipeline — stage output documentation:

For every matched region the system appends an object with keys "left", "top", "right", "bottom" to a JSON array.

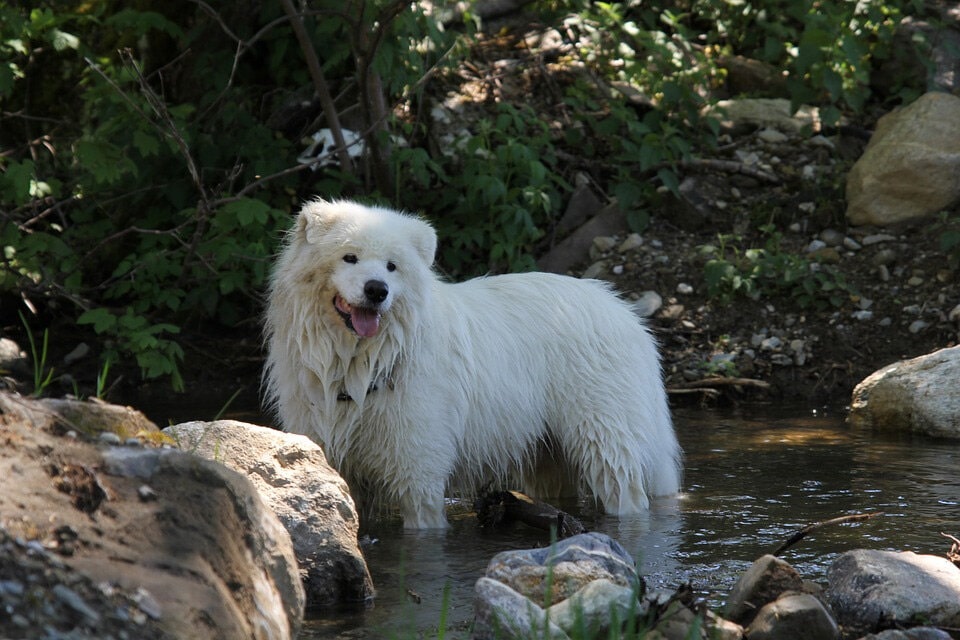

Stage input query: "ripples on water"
[{"left": 297, "top": 404, "right": 960, "bottom": 639}]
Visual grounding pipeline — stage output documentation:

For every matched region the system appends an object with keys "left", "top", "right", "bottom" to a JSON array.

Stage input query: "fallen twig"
[
  {"left": 669, "top": 377, "right": 771, "bottom": 391},
  {"left": 773, "top": 513, "right": 883, "bottom": 557}
]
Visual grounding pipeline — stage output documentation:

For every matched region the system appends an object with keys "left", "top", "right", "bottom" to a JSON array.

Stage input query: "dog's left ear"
[
  {"left": 297, "top": 199, "right": 340, "bottom": 245},
  {"left": 411, "top": 218, "right": 438, "bottom": 265}
]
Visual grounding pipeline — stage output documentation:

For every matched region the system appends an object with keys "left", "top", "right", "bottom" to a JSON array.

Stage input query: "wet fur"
[{"left": 264, "top": 199, "right": 682, "bottom": 528}]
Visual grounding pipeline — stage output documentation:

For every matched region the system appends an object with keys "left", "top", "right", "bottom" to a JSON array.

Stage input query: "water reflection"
[{"left": 297, "top": 403, "right": 960, "bottom": 638}]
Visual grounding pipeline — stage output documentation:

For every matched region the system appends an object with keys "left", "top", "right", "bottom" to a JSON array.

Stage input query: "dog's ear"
[
  {"left": 411, "top": 218, "right": 438, "bottom": 265},
  {"left": 297, "top": 199, "right": 340, "bottom": 245}
]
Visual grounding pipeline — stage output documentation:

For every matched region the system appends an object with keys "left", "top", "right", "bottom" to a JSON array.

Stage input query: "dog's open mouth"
[{"left": 334, "top": 295, "right": 381, "bottom": 338}]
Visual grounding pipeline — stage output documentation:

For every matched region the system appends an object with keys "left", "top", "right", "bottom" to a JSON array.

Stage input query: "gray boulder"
[
  {"left": 744, "top": 593, "right": 838, "bottom": 640},
  {"left": 724, "top": 554, "right": 804, "bottom": 626},
  {"left": 846, "top": 92, "right": 960, "bottom": 226},
  {"left": 483, "top": 532, "right": 640, "bottom": 604},
  {"left": 472, "top": 577, "right": 570, "bottom": 640},
  {"left": 0, "top": 391, "right": 304, "bottom": 638},
  {"left": 826, "top": 549, "right": 960, "bottom": 636},
  {"left": 164, "top": 420, "right": 374, "bottom": 608},
  {"left": 849, "top": 345, "right": 960, "bottom": 438}
]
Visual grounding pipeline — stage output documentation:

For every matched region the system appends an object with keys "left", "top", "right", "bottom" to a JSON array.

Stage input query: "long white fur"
[{"left": 264, "top": 199, "right": 682, "bottom": 528}]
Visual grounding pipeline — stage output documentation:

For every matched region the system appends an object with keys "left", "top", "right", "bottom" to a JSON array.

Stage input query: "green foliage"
[
  {"left": 0, "top": 0, "right": 932, "bottom": 391},
  {"left": 699, "top": 227, "right": 856, "bottom": 309},
  {"left": 689, "top": 0, "right": 926, "bottom": 122},
  {"left": 394, "top": 103, "right": 567, "bottom": 275}
]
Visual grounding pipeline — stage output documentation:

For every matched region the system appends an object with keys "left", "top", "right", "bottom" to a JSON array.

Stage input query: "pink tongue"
[{"left": 351, "top": 308, "right": 380, "bottom": 338}]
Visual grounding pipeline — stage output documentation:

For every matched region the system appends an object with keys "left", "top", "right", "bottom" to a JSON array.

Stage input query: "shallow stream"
[{"left": 295, "top": 403, "right": 960, "bottom": 639}]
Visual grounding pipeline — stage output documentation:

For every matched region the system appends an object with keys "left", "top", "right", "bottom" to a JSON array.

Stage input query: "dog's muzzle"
[{"left": 334, "top": 280, "right": 387, "bottom": 338}]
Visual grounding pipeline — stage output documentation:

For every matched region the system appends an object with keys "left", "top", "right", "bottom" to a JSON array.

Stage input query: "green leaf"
[{"left": 77, "top": 308, "right": 117, "bottom": 333}]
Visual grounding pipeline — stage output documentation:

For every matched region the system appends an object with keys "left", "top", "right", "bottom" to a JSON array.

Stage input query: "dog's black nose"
[{"left": 364, "top": 280, "right": 388, "bottom": 304}]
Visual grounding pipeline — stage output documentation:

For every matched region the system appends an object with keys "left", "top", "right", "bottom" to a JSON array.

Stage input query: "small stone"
[
  {"left": 53, "top": 584, "right": 101, "bottom": 624},
  {"left": 808, "top": 134, "right": 836, "bottom": 149},
  {"left": 631, "top": 291, "right": 663, "bottom": 318},
  {"left": 771, "top": 354, "right": 793, "bottom": 366},
  {"left": 819, "top": 229, "right": 844, "bottom": 246},
  {"left": 760, "top": 336, "right": 782, "bottom": 351},
  {"left": 862, "top": 233, "right": 897, "bottom": 246},
  {"left": 63, "top": 342, "right": 90, "bottom": 365},
  {"left": 789, "top": 339, "right": 805, "bottom": 353},
  {"left": 592, "top": 236, "right": 618, "bottom": 253},
  {"left": 949, "top": 304, "right": 960, "bottom": 323},
  {"left": 857, "top": 297, "right": 874, "bottom": 310},
  {"left": 138, "top": 485, "right": 158, "bottom": 502},
  {"left": 879, "top": 317, "right": 893, "bottom": 327},
  {"left": 843, "top": 237, "right": 862, "bottom": 251},
  {"left": 908, "top": 320, "right": 930, "bottom": 334},
  {"left": 581, "top": 261, "right": 607, "bottom": 280},
  {"left": 618, "top": 233, "right": 644, "bottom": 252},
  {"left": 806, "top": 239, "right": 827, "bottom": 252},
  {"left": 907, "top": 276, "right": 924, "bottom": 287},
  {"left": 99, "top": 431, "right": 122, "bottom": 446},
  {"left": 676, "top": 283, "right": 694, "bottom": 295},
  {"left": 878, "top": 265, "right": 891, "bottom": 282},
  {"left": 936, "top": 269, "right": 953, "bottom": 283},
  {"left": 801, "top": 165, "right": 816, "bottom": 180},
  {"left": 852, "top": 310, "right": 874, "bottom": 321},
  {"left": 611, "top": 264, "right": 624, "bottom": 275},
  {"left": 798, "top": 202, "right": 816, "bottom": 214},
  {"left": 757, "top": 128, "right": 789, "bottom": 143},
  {"left": 789, "top": 222, "right": 802, "bottom": 233}
]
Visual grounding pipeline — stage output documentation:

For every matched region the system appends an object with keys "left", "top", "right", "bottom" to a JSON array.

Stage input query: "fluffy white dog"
[{"left": 264, "top": 199, "right": 681, "bottom": 528}]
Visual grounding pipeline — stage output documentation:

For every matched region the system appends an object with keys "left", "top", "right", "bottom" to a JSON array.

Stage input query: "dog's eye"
[
  {"left": 343, "top": 254, "right": 358, "bottom": 264},
  {"left": 386, "top": 261, "right": 397, "bottom": 272}
]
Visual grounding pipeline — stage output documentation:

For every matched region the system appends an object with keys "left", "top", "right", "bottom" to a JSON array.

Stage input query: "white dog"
[{"left": 263, "top": 199, "right": 681, "bottom": 528}]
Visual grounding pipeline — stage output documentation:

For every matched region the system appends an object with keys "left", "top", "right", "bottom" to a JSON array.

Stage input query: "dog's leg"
[{"left": 397, "top": 484, "right": 448, "bottom": 529}]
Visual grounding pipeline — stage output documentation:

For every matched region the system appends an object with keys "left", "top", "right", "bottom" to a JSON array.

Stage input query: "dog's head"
[{"left": 292, "top": 199, "right": 437, "bottom": 339}]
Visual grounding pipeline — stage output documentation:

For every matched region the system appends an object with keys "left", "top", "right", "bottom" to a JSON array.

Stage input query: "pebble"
[
  {"left": 862, "top": 233, "right": 897, "bottom": 246},
  {"left": 581, "top": 261, "right": 607, "bottom": 279},
  {"left": 907, "top": 276, "right": 924, "bottom": 287},
  {"left": 138, "top": 485, "right": 158, "bottom": 502},
  {"left": 948, "top": 304, "right": 960, "bottom": 322},
  {"left": 909, "top": 320, "right": 930, "bottom": 334},
  {"left": 99, "top": 432, "right": 122, "bottom": 446},
  {"left": 819, "top": 229, "right": 844, "bottom": 246},
  {"left": 592, "top": 235, "right": 618, "bottom": 253},
  {"left": 611, "top": 264, "right": 624, "bottom": 275},
  {"left": 770, "top": 354, "right": 793, "bottom": 366},
  {"left": 789, "top": 339, "right": 805, "bottom": 353},
  {"left": 851, "top": 310, "right": 873, "bottom": 321},
  {"left": 618, "top": 233, "right": 644, "bottom": 252},
  {"left": 806, "top": 239, "right": 827, "bottom": 253},
  {"left": 63, "top": 342, "right": 90, "bottom": 365},
  {"left": 903, "top": 304, "right": 922, "bottom": 315},
  {"left": 53, "top": 584, "right": 101, "bottom": 623},
  {"left": 798, "top": 202, "right": 816, "bottom": 214},
  {"left": 789, "top": 222, "right": 802, "bottom": 233},
  {"left": 631, "top": 291, "right": 663, "bottom": 318},
  {"left": 877, "top": 264, "right": 891, "bottom": 282},
  {"left": 758, "top": 128, "right": 789, "bottom": 144},
  {"left": 760, "top": 336, "right": 782, "bottom": 351},
  {"left": 807, "top": 134, "right": 835, "bottom": 149},
  {"left": 801, "top": 165, "right": 816, "bottom": 180},
  {"left": 842, "top": 236, "right": 862, "bottom": 251},
  {"left": 676, "top": 283, "right": 694, "bottom": 295},
  {"left": 879, "top": 317, "right": 893, "bottom": 326}
]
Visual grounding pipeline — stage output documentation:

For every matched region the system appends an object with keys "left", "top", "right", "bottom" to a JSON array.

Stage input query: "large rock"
[
  {"left": 0, "top": 392, "right": 304, "bottom": 639},
  {"left": 826, "top": 549, "right": 960, "bottom": 637},
  {"left": 744, "top": 593, "right": 839, "bottom": 640},
  {"left": 723, "top": 554, "right": 804, "bottom": 626},
  {"left": 849, "top": 345, "right": 960, "bottom": 438},
  {"left": 846, "top": 92, "right": 960, "bottom": 226},
  {"left": 482, "top": 532, "right": 640, "bottom": 604},
  {"left": 164, "top": 420, "right": 374, "bottom": 608}
]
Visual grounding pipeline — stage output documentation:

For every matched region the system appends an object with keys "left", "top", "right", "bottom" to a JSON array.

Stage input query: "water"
[{"left": 300, "top": 403, "right": 960, "bottom": 639}]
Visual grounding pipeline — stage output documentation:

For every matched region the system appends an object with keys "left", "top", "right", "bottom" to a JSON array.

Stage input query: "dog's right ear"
[{"left": 296, "top": 200, "right": 340, "bottom": 245}]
